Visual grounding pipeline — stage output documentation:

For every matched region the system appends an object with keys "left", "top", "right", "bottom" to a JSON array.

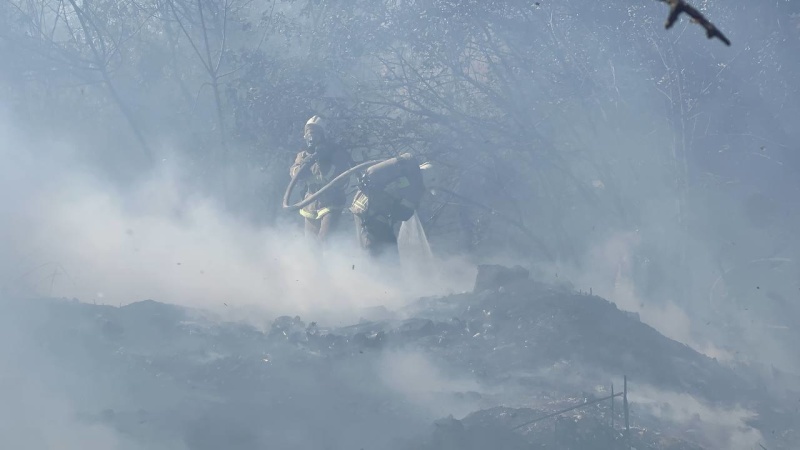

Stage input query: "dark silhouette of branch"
[
  {"left": 166, "top": 0, "right": 229, "bottom": 160},
  {"left": 660, "top": 0, "right": 731, "bottom": 46},
  {"left": 65, "top": 0, "right": 154, "bottom": 162}
]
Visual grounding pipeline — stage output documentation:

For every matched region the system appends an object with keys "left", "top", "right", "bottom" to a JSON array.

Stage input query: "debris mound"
[{"left": 1, "top": 265, "right": 795, "bottom": 450}]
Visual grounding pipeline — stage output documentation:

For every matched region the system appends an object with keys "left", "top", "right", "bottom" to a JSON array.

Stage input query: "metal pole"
[
  {"left": 611, "top": 383, "right": 615, "bottom": 429},
  {"left": 624, "top": 375, "right": 630, "bottom": 448}
]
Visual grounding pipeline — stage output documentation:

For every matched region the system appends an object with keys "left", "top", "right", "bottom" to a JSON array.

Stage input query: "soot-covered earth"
[{"left": 1, "top": 265, "right": 797, "bottom": 450}]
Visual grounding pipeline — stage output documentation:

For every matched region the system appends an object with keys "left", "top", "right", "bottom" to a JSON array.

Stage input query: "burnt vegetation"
[
  {"left": 2, "top": 1, "right": 800, "bottom": 448},
  {"left": 1, "top": 0, "right": 791, "bottom": 266},
  {"left": 2, "top": 0, "right": 798, "bottom": 355}
]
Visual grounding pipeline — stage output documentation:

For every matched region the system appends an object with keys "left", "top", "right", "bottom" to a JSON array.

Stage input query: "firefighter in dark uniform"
[
  {"left": 289, "top": 115, "right": 353, "bottom": 247},
  {"left": 350, "top": 153, "right": 433, "bottom": 259}
]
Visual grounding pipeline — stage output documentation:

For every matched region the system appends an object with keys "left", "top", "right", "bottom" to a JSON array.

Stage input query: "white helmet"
[{"left": 304, "top": 115, "right": 326, "bottom": 135}]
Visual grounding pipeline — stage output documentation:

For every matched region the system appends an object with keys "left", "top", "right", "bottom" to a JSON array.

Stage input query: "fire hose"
[
  {"left": 282, "top": 157, "right": 553, "bottom": 261},
  {"left": 282, "top": 157, "right": 387, "bottom": 211}
]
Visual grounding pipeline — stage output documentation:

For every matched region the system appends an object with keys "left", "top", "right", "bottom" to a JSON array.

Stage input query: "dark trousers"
[{"left": 354, "top": 214, "right": 399, "bottom": 262}]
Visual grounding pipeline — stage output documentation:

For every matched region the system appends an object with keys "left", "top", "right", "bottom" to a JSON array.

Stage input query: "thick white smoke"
[{"left": 0, "top": 110, "right": 474, "bottom": 326}]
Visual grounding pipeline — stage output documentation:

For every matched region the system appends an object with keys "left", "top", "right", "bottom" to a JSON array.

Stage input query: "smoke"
[
  {"left": 0, "top": 353, "right": 125, "bottom": 449},
  {"left": 0, "top": 386, "right": 130, "bottom": 450},
  {"left": 0, "top": 109, "right": 474, "bottom": 326},
  {"left": 378, "top": 350, "right": 487, "bottom": 419},
  {"left": 631, "top": 385, "right": 764, "bottom": 450},
  {"left": 0, "top": 292, "right": 176, "bottom": 450},
  {"left": 0, "top": 107, "right": 480, "bottom": 449},
  {"left": 535, "top": 230, "right": 712, "bottom": 355},
  {"left": 536, "top": 165, "right": 800, "bottom": 375}
]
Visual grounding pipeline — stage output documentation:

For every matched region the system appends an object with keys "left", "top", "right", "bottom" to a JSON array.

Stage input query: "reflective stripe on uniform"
[
  {"left": 299, "top": 207, "right": 333, "bottom": 220},
  {"left": 351, "top": 193, "right": 368, "bottom": 215}
]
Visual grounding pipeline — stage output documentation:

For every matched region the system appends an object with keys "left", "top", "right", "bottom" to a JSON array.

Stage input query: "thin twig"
[{"left": 511, "top": 392, "right": 624, "bottom": 430}]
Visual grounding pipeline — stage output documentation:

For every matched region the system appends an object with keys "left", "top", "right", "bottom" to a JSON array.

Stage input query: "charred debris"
[{"left": 5, "top": 265, "right": 797, "bottom": 449}]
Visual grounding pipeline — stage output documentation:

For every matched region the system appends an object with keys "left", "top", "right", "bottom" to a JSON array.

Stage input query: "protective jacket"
[
  {"left": 290, "top": 145, "right": 352, "bottom": 221},
  {"left": 350, "top": 153, "right": 425, "bottom": 224}
]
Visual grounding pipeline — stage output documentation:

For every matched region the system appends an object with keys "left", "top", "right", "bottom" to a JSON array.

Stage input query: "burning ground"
[{"left": 1, "top": 265, "right": 796, "bottom": 450}]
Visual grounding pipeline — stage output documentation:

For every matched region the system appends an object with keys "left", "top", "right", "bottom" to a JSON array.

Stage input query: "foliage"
[{"left": 1, "top": 0, "right": 798, "bottom": 278}]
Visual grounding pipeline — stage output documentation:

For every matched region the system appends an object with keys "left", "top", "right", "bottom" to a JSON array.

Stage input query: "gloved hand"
[{"left": 301, "top": 152, "right": 318, "bottom": 166}]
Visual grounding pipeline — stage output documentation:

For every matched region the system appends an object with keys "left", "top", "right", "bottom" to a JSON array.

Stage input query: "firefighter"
[
  {"left": 289, "top": 115, "right": 353, "bottom": 247},
  {"left": 350, "top": 153, "right": 435, "bottom": 260}
]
